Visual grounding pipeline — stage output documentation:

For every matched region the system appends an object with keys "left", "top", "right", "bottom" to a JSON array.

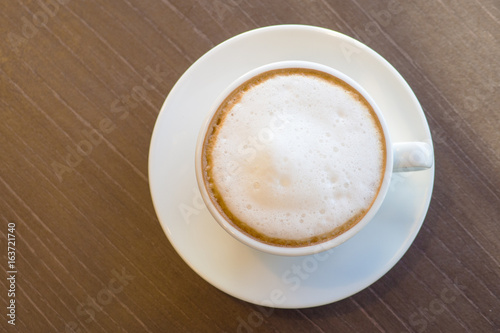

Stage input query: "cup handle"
[{"left": 393, "top": 142, "right": 434, "bottom": 172}]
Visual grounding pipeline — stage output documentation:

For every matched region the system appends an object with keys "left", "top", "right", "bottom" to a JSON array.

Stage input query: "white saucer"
[{"left": 149, "top": 25, "right": 435, "bottom": 309}]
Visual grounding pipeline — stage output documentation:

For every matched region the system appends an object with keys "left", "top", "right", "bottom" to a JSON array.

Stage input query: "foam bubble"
[{"left": 205, "top": 69, "right": 385, "bottom": 245}]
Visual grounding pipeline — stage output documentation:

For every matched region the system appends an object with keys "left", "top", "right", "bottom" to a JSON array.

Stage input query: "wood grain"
[{"left": 1, "top": 0, "right": 499, "bottom": 332}]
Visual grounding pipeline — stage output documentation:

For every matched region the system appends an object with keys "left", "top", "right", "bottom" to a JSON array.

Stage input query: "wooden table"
[{"left": 1, "top": 1, "right": 499, "bottom": 332}]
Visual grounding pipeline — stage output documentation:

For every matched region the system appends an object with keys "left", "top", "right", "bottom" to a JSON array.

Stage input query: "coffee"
[{"left": 201, "top": 68, "right": 386, "bottom": 247}]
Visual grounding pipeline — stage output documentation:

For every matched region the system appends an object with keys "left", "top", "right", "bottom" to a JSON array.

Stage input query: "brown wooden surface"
[{"left": 1, "top": 1, "right": 499, "bottom": 332}]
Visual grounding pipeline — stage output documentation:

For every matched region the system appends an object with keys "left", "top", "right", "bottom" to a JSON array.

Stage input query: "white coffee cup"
[{"left": 195, "top": 61, "right": 433, "bottom": 256}]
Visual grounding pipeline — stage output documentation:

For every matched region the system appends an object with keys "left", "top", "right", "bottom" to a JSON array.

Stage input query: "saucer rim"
[{"left": 148, "top": 24, "right": 435, "bottom": 309}]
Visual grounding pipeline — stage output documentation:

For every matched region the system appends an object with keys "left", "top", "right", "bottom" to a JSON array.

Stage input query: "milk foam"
[{"left": 205, "top": 69, "right": 385, "bottom": 244}]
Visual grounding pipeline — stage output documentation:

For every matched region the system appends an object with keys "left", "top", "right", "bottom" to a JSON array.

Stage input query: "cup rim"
[{"left": 195, "top": 60, "right": 393, "bottom": 256}]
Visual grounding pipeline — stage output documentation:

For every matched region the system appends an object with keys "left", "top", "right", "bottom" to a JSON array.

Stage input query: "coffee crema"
[{"left": 202, "top": 68, "right": 386, "bottom": 247}]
